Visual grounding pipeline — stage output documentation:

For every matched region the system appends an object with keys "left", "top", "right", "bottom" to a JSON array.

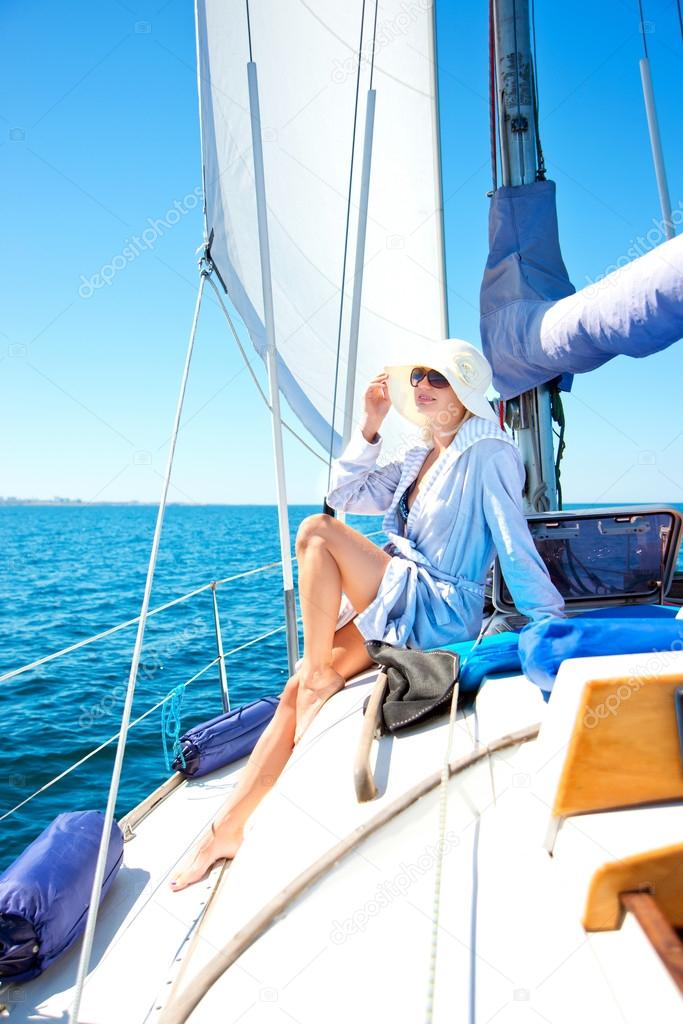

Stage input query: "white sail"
[{"left": 196, "top": 0, "right": 447, "bottom": 459}]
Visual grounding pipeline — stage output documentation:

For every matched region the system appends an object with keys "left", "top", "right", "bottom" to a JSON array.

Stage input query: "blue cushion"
[
  {"left": 439, "top": 605, "right": 681, "bottom": 694},
  {"left": 519, "top": 615, "right": 683, "bottom": 692},
  {"left": 440, "top": 631, "right": 522, "bottom": 692}
]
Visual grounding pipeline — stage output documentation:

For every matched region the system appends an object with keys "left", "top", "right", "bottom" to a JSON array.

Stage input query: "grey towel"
[{"left": 364, "top": 640, "right": 460, "bottom": 734}]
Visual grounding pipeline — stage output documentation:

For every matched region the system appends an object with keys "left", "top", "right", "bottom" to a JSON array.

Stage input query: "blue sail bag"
[{"left": 0, "top": 810, "right": 124, "bottom": 983}]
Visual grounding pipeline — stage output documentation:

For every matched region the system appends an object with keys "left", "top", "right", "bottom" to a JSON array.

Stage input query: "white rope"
[
  {"left": 423, "top": 619, "right": 496, "bottom": 1023},
  {"left": 424, "top": 673, "right": 460, "bottom": 1023},
  {"left": 68, "top": 267, "right": 208, "bottom": 1024}
]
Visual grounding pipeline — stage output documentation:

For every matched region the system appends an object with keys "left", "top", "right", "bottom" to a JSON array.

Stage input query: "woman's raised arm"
[{"left": 326, "top": 372, "right": 403, "bottom": 515}]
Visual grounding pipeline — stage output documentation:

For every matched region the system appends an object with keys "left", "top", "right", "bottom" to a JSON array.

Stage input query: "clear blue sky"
[{"left": 2, "top": 0, "right": 682, "bottom": 505}]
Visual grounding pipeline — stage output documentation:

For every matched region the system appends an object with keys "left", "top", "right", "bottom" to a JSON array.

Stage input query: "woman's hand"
[{"left": 361, "top": 372, "right": 391, "bottom": 442}]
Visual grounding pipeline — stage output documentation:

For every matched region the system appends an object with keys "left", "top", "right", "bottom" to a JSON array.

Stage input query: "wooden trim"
[
  {"left": 583, "top": 843, "right": 683, "bottom": 931},
  {"left": 353, "top": 670, "right": 388, "bottom": 802},
  {"left": 621, "top": 891, "right": 683, "bottom": 996},
  {"left": 118, "top": 772, "right": 185, "bottom": 839},
  {"left": 553, "top": 675, "right": 683, "bottom": 817}
]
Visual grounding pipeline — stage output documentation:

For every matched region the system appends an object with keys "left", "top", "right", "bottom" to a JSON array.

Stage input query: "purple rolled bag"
[
  {"left": 172, "top": 695, "right": 279, "bottom": 778},
  {"left": 0, "top": 810, "right": 124, "bottom": 982}
]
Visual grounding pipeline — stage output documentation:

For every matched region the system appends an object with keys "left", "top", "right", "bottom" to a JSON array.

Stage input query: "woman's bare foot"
[
  {"left": 170, "top": 820, "right": 244, "bottom": 892},
  {"left": 294, "top": 665, "right": 345, "bottom": 745}
]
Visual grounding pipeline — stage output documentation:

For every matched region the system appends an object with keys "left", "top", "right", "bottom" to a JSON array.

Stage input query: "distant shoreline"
[
  {"left": 0, "top": 500, "right": 325, "bottom": 507},
  {"left": 0, "top": 499, "right": 663, "bottom": 508}
]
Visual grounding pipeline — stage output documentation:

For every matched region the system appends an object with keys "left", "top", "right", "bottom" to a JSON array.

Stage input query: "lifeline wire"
[
  {"left": 0, "top": 657, "right": 221, "bottom": 826},
  {"left": 638, "top": 0, "right": 649, "bottom": 59},
  {"left": 68, "top": 267, "right": 208, "bottom": 1024}
]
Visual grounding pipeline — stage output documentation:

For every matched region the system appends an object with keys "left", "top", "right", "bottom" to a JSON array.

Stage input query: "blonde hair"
[{"left": 420, "top": 409, "right": 474, "bottom": 445}]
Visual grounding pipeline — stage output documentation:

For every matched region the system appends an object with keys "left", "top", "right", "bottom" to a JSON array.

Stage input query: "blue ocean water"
[
  {"left": 0, "top": 504, "right": 380, "bottom": 871},
  {"left": 1, "top": 502, "right": 682, "bottom": 872}
]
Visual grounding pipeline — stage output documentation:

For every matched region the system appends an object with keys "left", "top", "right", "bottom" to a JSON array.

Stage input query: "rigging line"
[
  {"left": 327, "top": 0, "right": 369, "bottom": 491},
  {"left": 638, "top": 0, "right": 649, "bottom": 59},
  {"left": 205, "top": 275, "right": 327, "bottom": 466},
  {"left": 488, "top": 0, "right": 498, "bottom": 192},
  {"left": 529, "top": 0, "right": 546, "bottom": 180},
  {"left": 245, "top": 0, "right": 253, "bottom": 62},
  {"left": 677, "top": 0, "right": 683, "bottom": 43},
  {"left": 368, "top": 0, "right": 380, "bottom": 90},
  {"left": 68, "top": 266, "right": 208, "bottom": 1024},
  {"left": 0, "top": 562, "right": 281, "bottom": 686}
]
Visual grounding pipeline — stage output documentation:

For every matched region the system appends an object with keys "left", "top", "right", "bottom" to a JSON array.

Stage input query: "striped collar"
[{"left": 448, "top": 415, "right": 517, "bottom": 454}]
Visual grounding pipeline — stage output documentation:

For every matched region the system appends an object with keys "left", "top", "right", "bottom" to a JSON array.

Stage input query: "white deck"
[{"left": 2, "top": 657, "right": 682, "bottom": 1023}]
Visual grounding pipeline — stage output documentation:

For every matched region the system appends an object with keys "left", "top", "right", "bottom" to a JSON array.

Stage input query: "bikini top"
[{"left": 396, "top": 481, "right": 415, "bottom": 535}]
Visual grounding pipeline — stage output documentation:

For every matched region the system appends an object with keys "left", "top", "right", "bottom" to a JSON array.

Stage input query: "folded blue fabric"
[
  {"left": 519, "top": 616, "right": 683, "bottom": 692},
  {"left": 173, "top": 695, "right": 279, "bottom": 778},
  {"left": 0, "top": 811, "right": 123, "bottom": 983},
  {"left": 441, "top": 631, "right": 522, "bottom": 692}
]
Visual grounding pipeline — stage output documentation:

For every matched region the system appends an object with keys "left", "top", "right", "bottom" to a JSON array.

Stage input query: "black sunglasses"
[{"left": 410, "top": 366, "right": 450, "bottom": 389}]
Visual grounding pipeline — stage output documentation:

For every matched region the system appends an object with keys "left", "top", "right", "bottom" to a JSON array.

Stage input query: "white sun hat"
[{"left": 384, "top": 337, "right": 499, "bottom": 426}]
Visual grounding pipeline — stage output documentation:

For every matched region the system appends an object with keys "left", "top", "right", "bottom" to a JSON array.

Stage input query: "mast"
[{"left": 492, "top": 0, "right": 558, "bottom": 511}]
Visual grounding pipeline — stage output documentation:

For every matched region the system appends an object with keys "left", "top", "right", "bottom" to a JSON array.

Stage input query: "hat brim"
[{"left": 384, "top": 340, "right": 499, "bottom": 426}]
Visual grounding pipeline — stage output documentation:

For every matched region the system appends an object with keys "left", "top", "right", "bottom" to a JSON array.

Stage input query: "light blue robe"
[{"left": 326, "top": 415, "right": 565, "bottom": 649}]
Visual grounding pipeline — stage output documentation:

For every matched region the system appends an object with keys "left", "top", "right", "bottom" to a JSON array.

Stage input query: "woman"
[{"left": 170, "top": 338, "right": 564, "bottom": 891}]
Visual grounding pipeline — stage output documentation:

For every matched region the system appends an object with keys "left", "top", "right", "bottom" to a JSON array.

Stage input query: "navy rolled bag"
[
  {"left": 172, "top": 695, "right": 279, "bottom": 778},
  {"left": 0, "top": 811, "right": 124, "bottom": 983}
]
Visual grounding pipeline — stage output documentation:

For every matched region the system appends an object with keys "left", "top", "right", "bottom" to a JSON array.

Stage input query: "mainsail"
[{"left": 196, "top": 0, "right": 448, "bottom": 458}]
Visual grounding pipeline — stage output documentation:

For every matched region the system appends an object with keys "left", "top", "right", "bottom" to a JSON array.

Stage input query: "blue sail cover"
[
  {"left": 480, "top": 181, "right": 683, "bottom": 399},
  {"left": 0, "top": 811, "right": 123, "bottom": 982}
]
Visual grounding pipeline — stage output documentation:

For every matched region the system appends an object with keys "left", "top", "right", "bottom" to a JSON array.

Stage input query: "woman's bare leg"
[
  {"left": 294, "top": 514, "right": 391, "bottom": 743},
  {"left": 170, "top": 618, "right": 375, "bottom": 891}
]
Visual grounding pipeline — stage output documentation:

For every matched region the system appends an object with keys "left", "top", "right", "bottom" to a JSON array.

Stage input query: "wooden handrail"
[
  {"left": 353, "top": 669, "right": 389, "bottom": 802},
  {"left": 621, "top": 891, "right": 683, "bottom": 996}
]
